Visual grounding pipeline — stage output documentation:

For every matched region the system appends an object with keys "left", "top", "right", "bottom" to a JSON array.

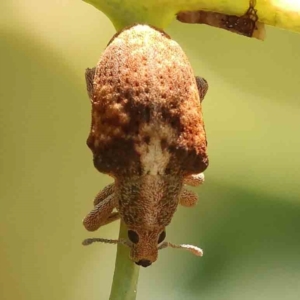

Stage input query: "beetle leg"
[
  {"left": 83, "top": 185, "right": 119, "bottom": 231},
  {"left": 85, "top": 67, "right": 96, "bottom": 100},
  {"left": 195, "top": 76, "right": 208, "bottom": 103},
  {"left": 184, "top": 173, "right": 205, "bottom": 187},
  {"left": 93, "top": 183, "right": 114, "bottom": 206},
  {"left": 179, "top": 188, "right": 198, "bottom": 207},
  {"left": 180, "top": 173, "right": 204, "bottom": 207}
]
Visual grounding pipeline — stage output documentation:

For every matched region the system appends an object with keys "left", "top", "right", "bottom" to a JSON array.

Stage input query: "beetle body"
[{"left": 83, "top": 24, "right": 208, "bottom": 266}]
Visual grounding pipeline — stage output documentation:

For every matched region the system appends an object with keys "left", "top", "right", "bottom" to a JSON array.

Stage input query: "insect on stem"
[{"left": 83, "top": 25, "right": 208, "bottom": 268}]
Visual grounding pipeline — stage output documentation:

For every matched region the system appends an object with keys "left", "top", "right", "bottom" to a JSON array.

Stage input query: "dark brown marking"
[
  {"left": 143, "top": 136, "right": 150, "bottom": 144},
  {"left": 167, "top": 145, "right": 208, "bottom": 175},
  {"left": 92, "top": 138, "right": 141, "bottom": 176},
  {"left": 222, "top": 1, "right": 258, "bottom": 37},
  {"left": 177, "top": 0, "right": 259, "bottom": 38},
  {"left": 161, "top": 138, "right": 168, "bottom": 150}
]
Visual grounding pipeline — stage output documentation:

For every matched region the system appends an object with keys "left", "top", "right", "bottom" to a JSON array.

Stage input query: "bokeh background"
[{"left": 1, "top": 1, "right": 300, "bottom": 299}]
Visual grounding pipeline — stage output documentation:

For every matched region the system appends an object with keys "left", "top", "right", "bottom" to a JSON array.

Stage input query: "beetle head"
[
  {"left": 82, "top": 228, "right": 203, "bottom": 266},
  {"left": 127, "top": 227, "right": 166, "bottom": 267}
]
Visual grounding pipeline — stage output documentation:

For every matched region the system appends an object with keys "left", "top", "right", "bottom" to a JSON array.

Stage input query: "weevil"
[{"left": 82, "top": 24, "right": 209, "bottom": 267}]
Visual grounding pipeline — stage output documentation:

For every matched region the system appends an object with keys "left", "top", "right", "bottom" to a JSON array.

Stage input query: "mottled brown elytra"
[{"left": 82, "top": 24, "right": 209, "bottom": 267}]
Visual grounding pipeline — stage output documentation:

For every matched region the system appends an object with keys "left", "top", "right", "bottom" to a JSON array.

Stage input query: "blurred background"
[{"left": 1, "top": 1, "right": 300, "bottom": 299}]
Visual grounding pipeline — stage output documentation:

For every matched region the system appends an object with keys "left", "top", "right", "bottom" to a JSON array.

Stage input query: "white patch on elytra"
[
  {"left": 141, "top": 136, "right": 168, "bottom": 175},
  {"left": 135, "top": 123, "right": 175, "bottom": 175}
]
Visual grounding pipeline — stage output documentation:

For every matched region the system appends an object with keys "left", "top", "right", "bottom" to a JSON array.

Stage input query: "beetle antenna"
[
  {"left": 158, "top": 241, "right": 203, "bottom": 256},
  {"left": 82, "top": 238, "right": 131, "bottom": 247}
]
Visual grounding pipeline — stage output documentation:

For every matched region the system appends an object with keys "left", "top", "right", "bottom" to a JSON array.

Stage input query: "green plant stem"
[
  {"left": 109, "top": 222, "right": 140, "bottom": 300},
  {"left": 84, "top": 0, "right": 300, "bottom": 33}
]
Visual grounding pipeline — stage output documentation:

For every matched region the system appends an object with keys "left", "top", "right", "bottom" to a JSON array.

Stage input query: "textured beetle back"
[{"left": 87, "top": 24, "right": 208, "bottom": 177}]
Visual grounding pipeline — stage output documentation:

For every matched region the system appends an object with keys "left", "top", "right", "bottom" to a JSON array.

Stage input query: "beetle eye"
[
  {"left": 158, "top": 231, "right": 166, "bottom": 244},
  {"left": 128, "top": 230, "right": 139, "bottom": 244}
]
